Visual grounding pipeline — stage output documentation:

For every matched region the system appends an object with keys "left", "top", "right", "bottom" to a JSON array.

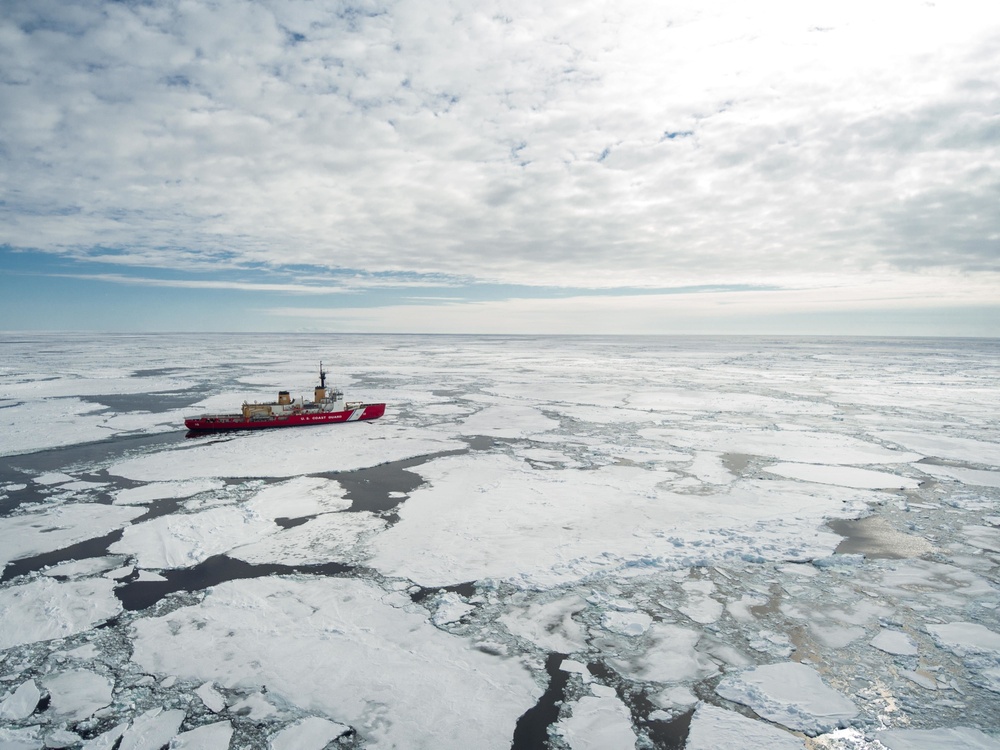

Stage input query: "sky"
[{"left": 1, "top": 0, "right": 999, "bottom": 335}]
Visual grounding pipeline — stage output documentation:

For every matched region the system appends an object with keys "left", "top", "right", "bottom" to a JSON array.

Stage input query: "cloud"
[
  {"left": 264, "top": 268, "right": 1000, "bottom": 334},
  {"left": 1, "top": 0, "right": 998, "bottom": 298}
]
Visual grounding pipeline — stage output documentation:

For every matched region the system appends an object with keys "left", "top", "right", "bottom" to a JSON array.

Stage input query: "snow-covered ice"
[
  {"left": 0, "top": 577, "right": 121, "bottom": 649},
  {"left": 715, "top": 661, "right": 858, "bottom": 735},
  {"left": 686, "top": 703, "right": 806, "bottom": 749},
  {"left": 1, "top": 334, "right": 999, "bottom": 748},
  {"left": 130, "top": 577, "right": 540, "bottom": 749}
]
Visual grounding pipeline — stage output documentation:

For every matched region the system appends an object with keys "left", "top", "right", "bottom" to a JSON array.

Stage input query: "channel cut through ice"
[{"left": 0, "top": 333, "right": 998, "bottom": 750}]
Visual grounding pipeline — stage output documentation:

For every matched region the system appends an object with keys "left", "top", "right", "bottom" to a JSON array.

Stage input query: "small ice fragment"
[
  {"left": 34, "top": 472, "right": 74, "bottom": 486},
  {"left": 870, "top": 630, "right": 918, "bottom": 656},
  {"left": 195, "top": 682, "right": 226, "bottom": 713},
  {"left": 268, "top": 717, "right": 351, "bottom": 750},
  {"left": 650, "top": 685, "right": 698, "bottom": 709},
  {"left": 431, "top": 592, "right": 474, "bottom": 626},
  {"left": 900, "top": 670, "right": 937, "bottom": 690},
  {"left": 45, "top": 728, "right": 82, "bottom": 748},
  {"left": 560, "top": 659, "right": 590, "bottom": 678},
  {"left": 0, "top": 679, "right": 41, "bottom": 720}
]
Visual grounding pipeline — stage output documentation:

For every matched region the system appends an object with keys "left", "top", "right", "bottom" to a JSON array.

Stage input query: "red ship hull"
[{"left": 185, "top": 403, "right": 386, "bottom": 431}]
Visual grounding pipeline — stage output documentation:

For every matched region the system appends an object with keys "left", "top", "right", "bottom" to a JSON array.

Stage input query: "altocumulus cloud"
[{"left": 1, "top": 0, "right": 999, "bottom": 327}]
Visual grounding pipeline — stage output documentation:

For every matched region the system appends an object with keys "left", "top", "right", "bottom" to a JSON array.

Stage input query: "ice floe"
[
  {"left": 556, "top": 689, "right": 637, "bottom": 749},
  {"left": 0, "top": 680, "right": 41, "bottom": 721},
  {"left": 715, "top": 661, "right": 858, "bottom": 735},
  {"left": 0, "top": 504, "right": 145, "bottom": 572},
  {"left": 764, "top": 462, "right": 921, "bottom": 489},
  {"left": 130, "top": 577, "right": 540, "bottom": 749},
  {"left": 109, "top": 424, "right": 462, "bottom": 480},
  {"left": 870, "top": 629, "right": 919, "bottom": 657},
  {"left": 42, "top": 669, "right": 114, "bottom": 721},
  {"left": 0, "top": 577, "right": 121, "bottom": 649},
  {"left": 170, "top": 720, "right": 233, "bottom": 749},
  {"left": 368, "top": 452, "right": 863, "bottom": 587},
  {"left": 268, "top": 716, "right": 351, "bottom": 750},
  {"left": 686, "top": 703, "right": 806, "bottom": 749},
  {"left": 877, "top": 726, "right": 1000, "bottom": 749}
]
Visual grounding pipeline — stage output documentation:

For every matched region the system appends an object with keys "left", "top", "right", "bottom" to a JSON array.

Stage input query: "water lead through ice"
[{"left": 115, "top": 555, "right": 354, "bottom": 611}]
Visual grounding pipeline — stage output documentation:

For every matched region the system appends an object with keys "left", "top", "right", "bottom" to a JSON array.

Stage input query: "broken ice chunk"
[
  {"left": 117, "top": 707, "right": 185, "bottom": 750},
  {"left": 927, "top": 621, "right": 1000, "bottom": 657},
  {"left": 42, "top": 669, "right": 114, "bottom": 721},
  {"left": 269, "top": 717, "right": 351, "bottom": 750},
  {"left": 556, "top": 692, "right": 637, "bottom": 750},
  {"left": 0, "top": 679, "right": 41, "bottom": 721},
  {"left": 870, "top": 629, "right": 918, "bottom": 657},
  {"left": 877, "top": 726, "right": 1000, "bottom": 750},
  {"left": 715, "top": 662, "right": 858, "bottom": 735},
  {"left": 600, "top": 609, "right": 652, "bottom": 637},
  {"left": 195, "top": 682, "right": 226, "bottom": 713},
  {"left": 169, "top": 720, "right": 233, "bottom": 749},
  {"left": 686, "top": 703, "right": 806, "bottom": 749}
]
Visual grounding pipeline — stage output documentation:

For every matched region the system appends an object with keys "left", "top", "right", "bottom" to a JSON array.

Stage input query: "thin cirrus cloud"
[{"left": 1, "top": 0, "right": 998, "bottom": 332}]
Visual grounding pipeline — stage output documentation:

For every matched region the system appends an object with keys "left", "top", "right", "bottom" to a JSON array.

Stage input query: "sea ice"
[
  {"left": 368, "top": 452, "right": 862, "bottom": 588},
  {"left": 113, "top": 480, "right": 225, "bottom": 505},
  {"left": 0, "top": 727, "right": 42, "bottom": 749},
  {"left": 229, "top": 510, "right": 384, "bottom": 566},
  {"left": 169, "top": 721, "right": 233, "bottom": 749},
  {"left": 870, "top": 629, "right": 919, "bottom": 657},
  {"left": 641, "top": 427, "right": 922, "bottom": 465},
  {"left": 680, "top": 579, "right": 723, "bottom": 624},
  {"left": 431, "top": 591, "right": 475, "bottom": 626},
  {"left": 454, "top": 403, "right": 559, "bottom": 438},
  {"left": 0, "top": 504, "right": 145, "bottom": 570},
  {"left": 600, "top": 609, "right": 653, "bottom": 637},
  {"left": 42, "top": 669, "right": 114, "bottom": 721},
  {"left": 109, "top": 424, "right": 463, "bottom": 481},
  {"left": 194, "top": 682, "right": 226, "bottom": 713},
  {"left": 926, "top": 622, "right": 1000, "bottom": 656},
  {"left": 109, "top": 504, "right": 280, "bottom": 568},
  {"left": 715, "top": 661, "right": 858, "bottom": 735},
  {"left": 556, "top": 691, "right": 637, "bottom": 750},
  {"left": 0, "top": 577, "right": 121, "bottom": 649},
  {"left": 918, "top": 464, "right": 1000, "bottom": 488},
  {"left": 876, "top": 726, "right": 1000, "bottom": 750},
  {"left": 609, "top": 623, "right": 718, "bottom": 684},
  {"left": 685, "top": 703, "right": 807, "bottom": 750},
  {"left": 43, "top": 556, "right": 127, "bottom": 580},
  {"left": 872, "top": 432, "right": 1000, "bottom": 467},
  {"left": 268, "top": 716, "right": 351, "bottom": 750},
  {"left": 764, "top": 463, "right": 920, "bottom": 490},
  {"left": 0, "top": 679, "right": 40, "bottom": 721},
  {"left": 130, "top": 577, "right": 540, "bottom": 749},
  {"left": 118, "top": 707, "right": 185, "bottom": 750},
  {"left": 498, "top": 595, "right": 590, "bottom": 653}
]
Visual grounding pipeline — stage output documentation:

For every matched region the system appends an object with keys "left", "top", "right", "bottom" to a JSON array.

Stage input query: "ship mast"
[{"left": 319, "top": 362, "right": 327, "bottom": 389}]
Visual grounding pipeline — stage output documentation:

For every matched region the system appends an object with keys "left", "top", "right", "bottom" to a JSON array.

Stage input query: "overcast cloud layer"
[{"left": 1, "top": 0, "right": 999, "bottom": 332}]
